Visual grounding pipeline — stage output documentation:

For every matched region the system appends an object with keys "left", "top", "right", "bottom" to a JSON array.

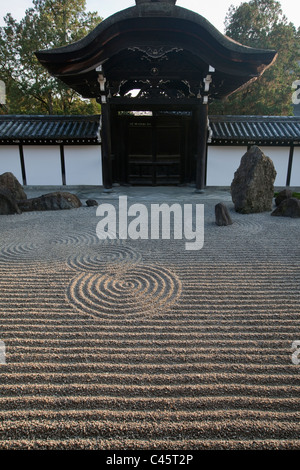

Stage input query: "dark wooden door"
[{"left": 127, "top": 117, "right": 182, "bottom": 185}]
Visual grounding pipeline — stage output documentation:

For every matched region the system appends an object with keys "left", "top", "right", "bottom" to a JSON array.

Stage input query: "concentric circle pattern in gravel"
[{"left": 0, "top": 187, "right": 300, "bottom": 450}]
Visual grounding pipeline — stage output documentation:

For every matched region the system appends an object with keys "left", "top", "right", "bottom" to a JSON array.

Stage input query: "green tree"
[
  {"left": 210, "top": 0, "right": 300, "bottom": 115},
  {"left": 0, "top": 0, "right": 102, "bottom": 114}
]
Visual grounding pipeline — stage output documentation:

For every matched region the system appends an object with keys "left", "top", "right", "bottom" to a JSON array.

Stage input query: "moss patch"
[{"left": 274, "top": 192, "right": 300, "bottom": 200}]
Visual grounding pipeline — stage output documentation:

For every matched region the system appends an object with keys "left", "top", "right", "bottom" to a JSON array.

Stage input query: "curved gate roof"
[{"left": 35, "top": 0, "right": 277, "bottom": 101}]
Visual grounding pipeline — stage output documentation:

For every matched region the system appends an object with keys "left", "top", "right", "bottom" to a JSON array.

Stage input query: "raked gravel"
[{"left": 0, "top": 186, "right": 299, "bottom": 450}]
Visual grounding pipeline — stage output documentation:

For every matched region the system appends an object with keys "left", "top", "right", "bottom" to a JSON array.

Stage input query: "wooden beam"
[
  {"left": 18, "top": 144, "right": 27, "bottom": 186},
  {"left": 286, "top": 145, "right": 294, "bottom": 187},
  {"left": 100, "top": 103, "right": 113, "bottom": 189},
  {"left": 97, "top": 66, "right": 113, "bottom": 189},
  {"left": 60, "top": 144, "right": 66, "bottom": 185},
  {"left": 195, "top": 102, "right": 208, "bottom": 190}
]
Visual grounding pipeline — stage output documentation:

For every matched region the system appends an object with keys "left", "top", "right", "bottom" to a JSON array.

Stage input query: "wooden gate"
[{"left": 112, "top": 114, "right": 193, "bottom": 186}]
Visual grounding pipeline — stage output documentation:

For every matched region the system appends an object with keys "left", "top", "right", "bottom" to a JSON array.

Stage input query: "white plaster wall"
[
  {"left": 23, "top": 146, "right": 62, "bottom": 185},
  {"left": 64, "top": 146, "right": 102, "bottom": 185},
  {"left": 0, "top": 146, "right": 23, "bottom": 182},
  {"left": 207, "top": 145, "right": 291, "bottom": 187},
  {"left": 290, "top": 147, "right": 300, "bottom": 187},
  {"left": 206, "top": 146, "right": 247, "bottom": 186},
  {"left": 260, "top": 147, "right": 290, "bottom": 187}
]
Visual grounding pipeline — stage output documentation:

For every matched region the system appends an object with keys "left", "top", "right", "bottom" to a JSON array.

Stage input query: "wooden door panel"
[{"left": 127, "top": 119, "right": 182, "bottom": 185}]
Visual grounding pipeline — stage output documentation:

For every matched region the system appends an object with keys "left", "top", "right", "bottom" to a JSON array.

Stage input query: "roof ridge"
[{"left": 0, "top": 115, "right": 100, "bottom": 121}]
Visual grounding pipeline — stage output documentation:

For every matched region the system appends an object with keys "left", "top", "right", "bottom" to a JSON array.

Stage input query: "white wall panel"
[
  {"left": 1, "top": 143, "right": 296, "bottom": 188},
  {"left": 23, "top": 146, "right": 62, "bottom": 185},
  {"left": 207, "top": 146, "right": 247, "bottom": 186},
  {"left": 260, "top": 147, "right": 289, "bottom": 187},
  {"left": 0, "top": 146, "right": 23, "bottom": 182},
  {"left": 207, "top": 145, "right": 291, "bottom": 187},
  {"left": 290, "top": 147, "right": 300, "bottom": 187},
  {"left": 64, "top": 146, "right": 102, "bottom": 185}
]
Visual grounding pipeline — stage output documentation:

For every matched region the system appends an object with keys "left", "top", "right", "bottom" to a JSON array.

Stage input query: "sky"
[{"left": 0, "top": 0, "right": 299, "bottom": 33}]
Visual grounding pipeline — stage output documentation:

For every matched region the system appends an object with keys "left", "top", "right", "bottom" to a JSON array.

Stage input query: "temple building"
[{"left": 33, "top": 0, "right": 278, "bottom": 190}]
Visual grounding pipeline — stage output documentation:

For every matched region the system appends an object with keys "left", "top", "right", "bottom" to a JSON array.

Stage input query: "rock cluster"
[
  {"left": 0, "top": 172, "right": 82, "bottom": 215},
  {"left": 271, "top": 189, "right": 300, "bottom": 218}
]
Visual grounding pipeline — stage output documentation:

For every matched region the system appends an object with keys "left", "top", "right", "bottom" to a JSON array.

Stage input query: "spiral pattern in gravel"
[
  {"left": 52, "top": 233, "right": 98, "bottom": 246},
  {"left": 67, "top": 246, "right": 142, "bottom": 273},
  {"left": 66, "top": 265, "right": 182, "bottom": 318},
  {"left": 0, "top": 242, "right": 41, "bottom": 263}
]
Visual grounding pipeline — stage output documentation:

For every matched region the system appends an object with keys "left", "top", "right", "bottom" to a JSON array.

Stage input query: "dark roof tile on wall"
[
  {"left": 0, "top": 115, "right": 101, "bottom": 143},
  {"left": 209, "top": 115, "right": 300, "bottom": 144},
  {"left": 0, "top": 114, "right": 300, "bottom": 145}
]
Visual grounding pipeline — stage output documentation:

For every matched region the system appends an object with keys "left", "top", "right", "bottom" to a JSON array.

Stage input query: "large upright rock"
[
  {"left": 231, "top": 146, "right": 277, "bottom": 214},
  {"left": 0, "top": 172, "right": 27, "bottom": 201}
]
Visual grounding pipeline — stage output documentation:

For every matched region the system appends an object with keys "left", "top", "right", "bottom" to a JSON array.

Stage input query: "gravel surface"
[{"left": 0, "top": 186, "right": 299, "bottom": 450}]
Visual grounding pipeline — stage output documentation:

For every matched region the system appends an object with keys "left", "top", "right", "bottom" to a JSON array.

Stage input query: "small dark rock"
[
  {"left": 271, "top": 197, "right": 300, "bottom": 218},
  {"left": 215, "top": 202, "right": 233, "bottom": 226},
  {"left": 275, "top": 189, "right": 292, "bottom": 206},
  {"left": 86, "top": 199, "right": 98, "bottom": 207}
]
